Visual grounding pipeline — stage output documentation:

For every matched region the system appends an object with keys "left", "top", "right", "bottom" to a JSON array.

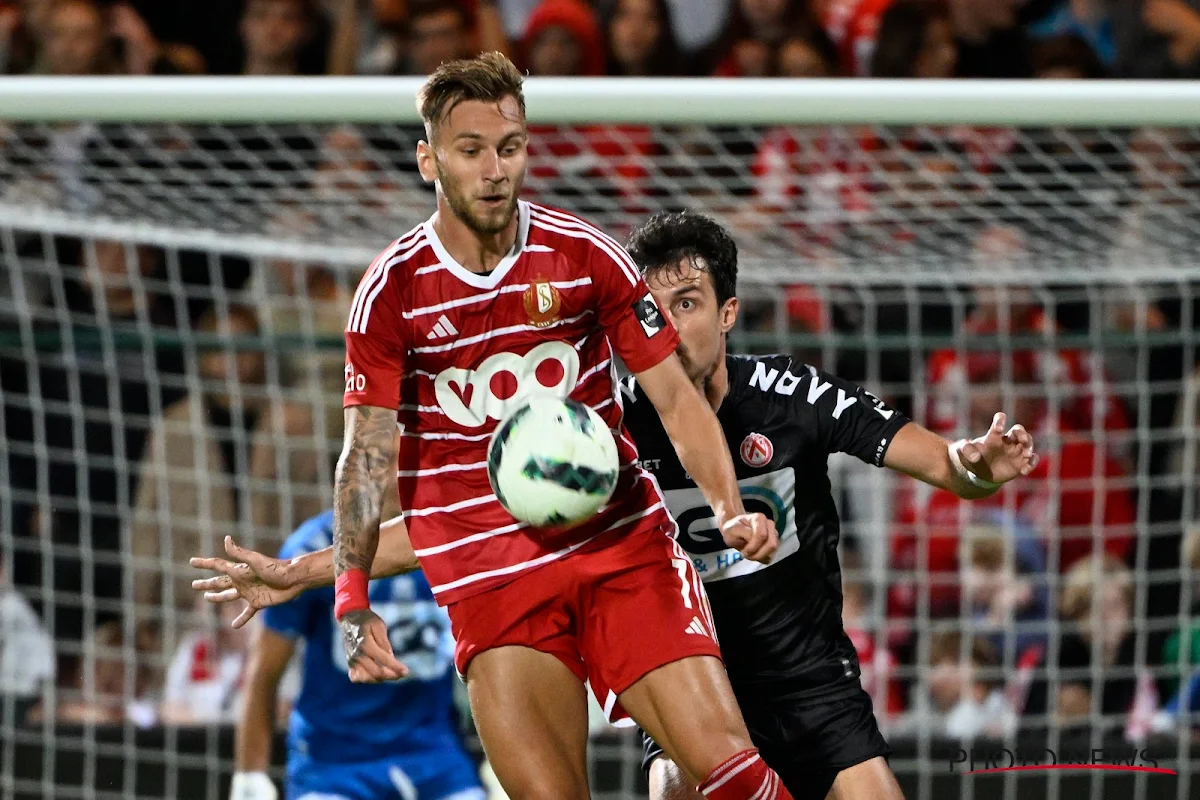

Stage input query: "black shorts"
[{"left": 641, "top": 686, "right": 891, "bottom": 800}]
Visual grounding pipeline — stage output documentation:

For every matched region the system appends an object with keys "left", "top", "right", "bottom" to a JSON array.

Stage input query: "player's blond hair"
[{"left": 417, "top": 52, "right": 526, "bottom": 134}]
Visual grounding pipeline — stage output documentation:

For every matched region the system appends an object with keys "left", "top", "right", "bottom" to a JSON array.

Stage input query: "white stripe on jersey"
[
  {"left": 429, "top": 532, "right": 604, "bottom": 596},
  {"left": 397, "top": 460, "right": 487, "bottom": 478},
  {"left": 575, "top": 358, "right": 612, "bottom": 388},
  {"left": 528, "top": 206, "right": 641, "bottom": 287},
  {"left": 351, "top": 234, "right": 430, "bottom": 334},
  {"left": 413, "top": 520, "right": 527, "bottom": 557},
  {"left": 398, "top": 403, "right": 445, "bottom": 414},
  {"left": 401, "top": 429, "right": 493, "bottom": 442},
  {"left": 528, "top": 218, "right": 642, "bottom": 290},
  {"left": 401, "top": 492, "right": 497, "bottom": 518},
  {"left": 401, "top": 278, "right": 593, "bottom": 320},
  {"left": 426, "top": 499, "right": 666, "bottom": 596},
  {"left": 347, "top": 228, "right": 423, "bottom": 333},
  {"left": 410, "top": 311, "right": 593, "bottom": 354}
]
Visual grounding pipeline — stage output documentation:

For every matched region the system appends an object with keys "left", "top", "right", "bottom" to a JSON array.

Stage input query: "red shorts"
[{"left": 446, "top": 525, "right": 721, "bottom": 726}]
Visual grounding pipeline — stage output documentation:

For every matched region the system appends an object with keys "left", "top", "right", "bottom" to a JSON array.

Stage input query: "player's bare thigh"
[
  {"left": 464, "top": 645, "right": 591, "bottom": 800},
  {"left": 825, "top": 757, "right": 904, "bottom": 800},
  {"left": 617, "top": 655, "right": 755, "bottom": 786}
]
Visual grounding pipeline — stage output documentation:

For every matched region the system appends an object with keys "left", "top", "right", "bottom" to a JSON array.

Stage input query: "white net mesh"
[{"left": 2, "top": 113, "right": 1199, "bottom": 800}]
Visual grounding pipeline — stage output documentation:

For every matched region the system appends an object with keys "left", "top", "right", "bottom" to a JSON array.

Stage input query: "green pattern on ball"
[
  {"left": 563, "top": 398, "right": 595, "bottom": 436},
  {"left": 522, "top": 457, "right": 616, "bottom": 495}
]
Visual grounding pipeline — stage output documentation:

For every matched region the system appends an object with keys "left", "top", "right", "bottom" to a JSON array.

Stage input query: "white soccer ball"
[{"left": 488, "top": 395, "right": 620, "bottom": 529}]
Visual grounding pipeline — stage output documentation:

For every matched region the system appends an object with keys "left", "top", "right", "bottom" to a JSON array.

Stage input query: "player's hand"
[
  {"left": 958, "top": 412, "right": 1039, "bottom": 485},
  {"left": 338, "top": 609, "right": 409, "bottom": 683},
  {"left": 189, "top": 536, "right": 306, "bottom": 628},
  {"left": 719, "top": 512, "right": 778, "bottom": 564}
]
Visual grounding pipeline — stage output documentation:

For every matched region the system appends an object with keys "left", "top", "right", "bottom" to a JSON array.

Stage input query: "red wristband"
[{"left": 334, "top": 569, "right": 370, "bottom": 620}]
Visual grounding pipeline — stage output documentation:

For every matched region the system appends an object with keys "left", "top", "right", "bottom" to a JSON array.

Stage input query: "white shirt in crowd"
[{"left": 0, "top": 587, "right": 55, "bottom": 698}]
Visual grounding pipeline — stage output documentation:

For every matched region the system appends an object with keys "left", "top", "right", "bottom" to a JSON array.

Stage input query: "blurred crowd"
[
  {"left": 3, "top": 0, "right": 1200, "bottom": 80},
  {"left": 2, "top": 225, "right": 1198, "bottom": 745},
  {"left": 0, "top": 0, "right": 1199, "bottom": 757}
]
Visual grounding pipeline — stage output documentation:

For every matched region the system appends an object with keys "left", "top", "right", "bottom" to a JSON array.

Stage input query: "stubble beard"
[{"left": 437, "top": 161, "right": 521, "bottom": 237}]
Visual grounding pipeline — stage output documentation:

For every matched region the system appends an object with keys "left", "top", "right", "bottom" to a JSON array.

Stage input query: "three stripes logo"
[
  {"left": 427, "top": 314, "right": 459, "bottom": 340},
  {"left": 685, "top": 616, "right": 709, "bottom": 637}
]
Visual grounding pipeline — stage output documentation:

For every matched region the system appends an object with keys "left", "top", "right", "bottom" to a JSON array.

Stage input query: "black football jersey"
[{"left": 622, "top": 354, "right": 910, "bottom": 703}]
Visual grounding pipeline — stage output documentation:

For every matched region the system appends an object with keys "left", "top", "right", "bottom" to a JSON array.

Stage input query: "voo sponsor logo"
[{"left": 434, "top": 341, "right": 579, "bottom": 427}]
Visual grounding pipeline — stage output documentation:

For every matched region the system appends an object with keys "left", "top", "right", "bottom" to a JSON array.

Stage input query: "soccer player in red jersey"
[{"left": 219, "top": 52, "right": 791, "bottom": 800}]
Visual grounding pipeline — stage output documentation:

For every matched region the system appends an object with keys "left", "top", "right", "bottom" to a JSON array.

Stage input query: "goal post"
[{"left": 1, "top": 78, "right": 1198, "bottom": 800}]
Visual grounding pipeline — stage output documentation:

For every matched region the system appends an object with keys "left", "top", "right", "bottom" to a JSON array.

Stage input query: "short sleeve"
[
  {"left": 261, "top": 593, "right": 311, "bottom": 640},
  {"left": 586, "top": 237, "right": 679, "bottom": 374},
  {"left": 344, "top": 256, "right": 409, "bottom": 410},
  {"left": 797, "top": 367, "right": 910, "bottom": 466}
]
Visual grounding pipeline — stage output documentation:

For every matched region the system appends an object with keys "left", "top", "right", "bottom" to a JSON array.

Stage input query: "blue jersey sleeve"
[{"left": 261, "top": 531, "right": 324, "bottom": 639}]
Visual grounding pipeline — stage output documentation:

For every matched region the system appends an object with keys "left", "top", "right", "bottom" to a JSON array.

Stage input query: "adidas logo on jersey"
[
  {"left": 685, "top": 617, "right": 709, "bottom": 637},
  {"left": 427, "top": 314, "right": 459, "bottom": 340}
]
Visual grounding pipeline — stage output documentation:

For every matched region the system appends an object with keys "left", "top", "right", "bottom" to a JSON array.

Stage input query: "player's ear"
[
  {"left": 719, "top": 297, "right": 739, "bottom": 335},
  {"left": 416, "top": 140, "right": 437, "bottom": 184}
]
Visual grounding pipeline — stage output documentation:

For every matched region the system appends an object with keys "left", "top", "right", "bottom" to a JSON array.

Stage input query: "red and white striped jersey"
[{"left": 344, "top": 201, "right": 679, "bottom": 604}]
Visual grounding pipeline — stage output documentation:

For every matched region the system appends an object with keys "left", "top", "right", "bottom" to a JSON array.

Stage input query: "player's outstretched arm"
[
  {"left": 333, "top": 405, "right": 408, "bottom": 683},
  {"left": 231, "top": 627, "right": 295, "bottom": 800},
  {"left": 636, "top": 354, "right": 779, "bottom": 563},
  {"left": 190, "top": 516, "right": 419, "bottom": 628},
  {"left": 885, "top": 412, "right": 1038, "bottom": 499}
]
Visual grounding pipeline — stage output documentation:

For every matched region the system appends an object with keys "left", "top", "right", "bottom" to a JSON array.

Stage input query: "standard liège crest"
[{"left": 523, "top": 280, "right": 562, "bottom": 327}]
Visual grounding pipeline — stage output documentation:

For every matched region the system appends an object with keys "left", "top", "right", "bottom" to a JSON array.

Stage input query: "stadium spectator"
[
  {"left": 776, "top": 24, "right": 839, "bottom": 76},
  {"left": 712, "top": 0, "right": 818, "bottom": 75},
  {"left": 160, "top": 595, "right": 252, "bottom": 724},
  {"left": 238, "top": 0, "right": 320, "bottom": 75},
  {"left": 870, "top": 0, "right": 957, "bottom": 78},
  {"left": 907, "top": 632, "right": 1019, "bottom": 738},
  {"left": 35, "top": 0, "right": 109, "bottom": 74},
  {"left": 817, "top": 0, "right": 893, "bottom": 77},
  {"left": 1158, "top": 526, "right": 1200, "bottom": 697},
  {"left": 1055, "top": 554, "right": 1141, "bottom": 729},
  {"left": 947, "top": 0, "right": 1058, "bottom": 77},
  {"left": 0, "top": 552, "right": 55, "bottom": 724},
  {"left": 0, "top": 0, "right": 36, "bottom": 73},
  {"left": 1107, "top": 0, "right": 1200, "bottom": 78},
  {"left": 327, "top": 0, "right": 409, "bottom": 74},
  {"left": 1031, "top": 33, "right": 1108, "bottom": 78},
  {"left": 911, "top": 346, "right": 1136, "bottom": 575},
  {"left": 404, "top": 0, "right": 473, "bottom": 74},
  {"left": 128, "top": 304, "right": 322, "bottom": 637},
  {"left": 960, "top": 515, "right": 1049, "bottom": 658},
  {"left": 603, "top": 0, "right": 682, "bottom": 75},
  {"left": 53, "top": 619, "right": 159, "bottom": 726},
  {"left": 1026, "top": 0, "right": 1113, "bottom": 69},
  {"left": 522, "top": 0, "right": 604, "bottom": 75},
  {"left": 842, "top": 553, "right": 904, "bottom": 719}
]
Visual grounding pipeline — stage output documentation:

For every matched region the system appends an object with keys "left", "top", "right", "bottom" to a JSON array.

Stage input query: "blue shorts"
[{"left": 286, "top": 743, "right": 484, "bottom": 800}]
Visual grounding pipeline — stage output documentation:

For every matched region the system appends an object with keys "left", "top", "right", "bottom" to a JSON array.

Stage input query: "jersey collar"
[{"left": 423, "top": 200, "right": 531, "bottom": 289}]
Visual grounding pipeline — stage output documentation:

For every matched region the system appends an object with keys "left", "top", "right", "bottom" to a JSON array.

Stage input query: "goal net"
[{"left": 1, "top": 79, "right": 1198, "bottom": 800}]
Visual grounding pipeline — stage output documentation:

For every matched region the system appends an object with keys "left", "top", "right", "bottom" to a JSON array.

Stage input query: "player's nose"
[{"left": 481, "top": 149, "right": 505, "bottom": 182}]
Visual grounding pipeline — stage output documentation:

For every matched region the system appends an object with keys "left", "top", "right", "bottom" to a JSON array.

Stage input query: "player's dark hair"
[
  {"left": 625, "top": 210, "right": 738, "bottom": 306},
  {"left": 417, "top": 52, "right": 526, "bottom": 134}
]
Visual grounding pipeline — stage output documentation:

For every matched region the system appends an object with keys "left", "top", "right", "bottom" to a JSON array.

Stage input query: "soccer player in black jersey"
[
  {"left": 190, "top": 211, "right": 1038, "bottom": 800},
  {"left": 621, "top": 211, "right": 1037, "bottom": 800}
]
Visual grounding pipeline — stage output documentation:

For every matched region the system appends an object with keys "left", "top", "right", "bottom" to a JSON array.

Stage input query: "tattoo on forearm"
[{"left": 334, "top": 405, "right": 397, "bottom": 576}]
